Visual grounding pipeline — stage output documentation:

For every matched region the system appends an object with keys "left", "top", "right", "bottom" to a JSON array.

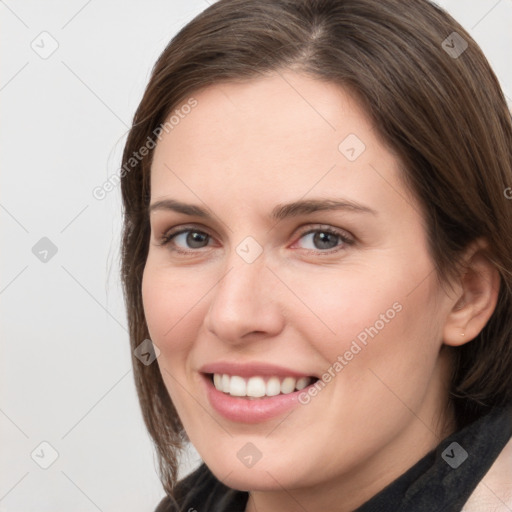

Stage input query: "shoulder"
[
  {"left": 153, "top": 463, "right": 248, "bottom": 512},
  {"left": 462, "top": 435, "right": 512, "bottom": 512}
]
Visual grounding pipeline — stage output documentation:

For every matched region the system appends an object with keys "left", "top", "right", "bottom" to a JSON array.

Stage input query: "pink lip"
[
  {"left": 199, "top": 361, "right": 315, "bottom": 379},
  {"left": 201, "top": 373, "right": 315, "bottom": 423}
]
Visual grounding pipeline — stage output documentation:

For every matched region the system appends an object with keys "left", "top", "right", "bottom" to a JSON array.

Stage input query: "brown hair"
[{"left": 120, "top": 0, "right": 512, "bottom": 496}]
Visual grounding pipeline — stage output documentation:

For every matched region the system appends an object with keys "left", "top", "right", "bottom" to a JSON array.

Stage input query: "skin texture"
[
  {"left": 463, "top": 435, "right": 512, "bottom": 511},
  {"left": 142, "top": 72, "right": 500, "bottom": 512}
]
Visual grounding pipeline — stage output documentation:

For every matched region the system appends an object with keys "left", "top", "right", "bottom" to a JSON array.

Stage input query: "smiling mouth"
[{"left": 207, "top": 373, "right": 319, "bottom": 398}]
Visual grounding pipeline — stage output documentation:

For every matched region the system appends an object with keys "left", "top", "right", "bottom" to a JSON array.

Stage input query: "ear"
[{"left": 443, "top": 238, "right": 501, "bottom": 347}]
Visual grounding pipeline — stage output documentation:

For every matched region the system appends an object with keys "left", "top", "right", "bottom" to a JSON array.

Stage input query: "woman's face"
[{"left": 142, "top": 72, "right": 457, "bottom": 504}]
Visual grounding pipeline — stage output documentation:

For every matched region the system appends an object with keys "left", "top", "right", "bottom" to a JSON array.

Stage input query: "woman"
[{"left": 120, "top": 0, "right": 512, "bottom": 510}]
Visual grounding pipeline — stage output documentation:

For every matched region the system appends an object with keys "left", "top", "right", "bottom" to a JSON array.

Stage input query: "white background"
[{"left": 1, "top": 1, "right": 511, "bottom": 510}]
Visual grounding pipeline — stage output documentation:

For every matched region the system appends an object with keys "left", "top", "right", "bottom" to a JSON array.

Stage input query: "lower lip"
[{"left": 202, "top": 374, "right": 313, "bottom": 424}]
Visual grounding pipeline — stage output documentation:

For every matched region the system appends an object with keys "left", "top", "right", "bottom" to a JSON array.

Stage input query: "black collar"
[{"left": 356, "top": 404, "right": 512, "bottom": 512}]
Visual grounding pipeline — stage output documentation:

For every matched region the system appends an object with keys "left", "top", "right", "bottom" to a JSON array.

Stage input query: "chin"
[{"left": 199, "top": 444, "right": 323, "bottom": 492}]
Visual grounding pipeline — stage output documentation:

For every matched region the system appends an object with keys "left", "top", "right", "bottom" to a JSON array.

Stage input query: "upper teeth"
[{"left": 212, "top": 374, "right": 313, "bottom": 397}]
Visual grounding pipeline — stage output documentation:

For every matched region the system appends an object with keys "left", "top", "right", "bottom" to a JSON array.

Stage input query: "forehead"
[
  {"left": 149, "top": 72, "right": 418, "bottom": 223},
  {"left": 154, "top": 73, "right": 371, "bottom": 166}
]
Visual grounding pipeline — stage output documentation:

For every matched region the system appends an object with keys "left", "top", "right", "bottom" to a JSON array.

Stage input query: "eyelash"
[{"left": 156, "top": 224, "right": 355, "bottom": 255}]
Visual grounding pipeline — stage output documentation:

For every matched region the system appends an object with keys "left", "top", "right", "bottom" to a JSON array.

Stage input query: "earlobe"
[{"left": 443, "top": 239, "right": 501, "bottom": 347}]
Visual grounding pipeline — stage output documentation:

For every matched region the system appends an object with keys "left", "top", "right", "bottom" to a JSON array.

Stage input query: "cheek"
[
  {"left": 141, "top": 264, "right": 202, "bottom": 356},
  {"left": 280, "top": 260, "right": 442, "bottom": 382},
  {"left": 142, "top": 265, "right": 206, "bottom": 413},
  {"left": 329, "top": 283, "right": 445, "bottom": 417},
  {"left": 277, "top": 264, "right": 405, "bottom": 354}
]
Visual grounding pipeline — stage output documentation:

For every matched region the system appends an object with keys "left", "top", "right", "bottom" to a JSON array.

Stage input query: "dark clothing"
[{"left": 155, "top": 404, "right": 512, "bottom": 512}]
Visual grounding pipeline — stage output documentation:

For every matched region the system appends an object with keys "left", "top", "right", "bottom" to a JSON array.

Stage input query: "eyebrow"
[{"left": 149, "top": 198, "right": 377, "bottom": 221}]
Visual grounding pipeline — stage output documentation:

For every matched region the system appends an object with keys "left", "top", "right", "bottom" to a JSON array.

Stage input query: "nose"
[{"left": 203, "top": 252, "right": 285, "bottom": 345}]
